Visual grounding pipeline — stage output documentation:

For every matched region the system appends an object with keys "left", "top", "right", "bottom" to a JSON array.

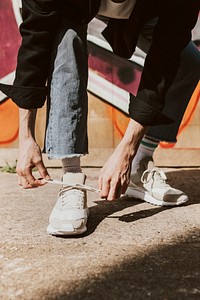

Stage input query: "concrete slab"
[{"left": 0, "top": 167, "right": 200, "bottom": 299}]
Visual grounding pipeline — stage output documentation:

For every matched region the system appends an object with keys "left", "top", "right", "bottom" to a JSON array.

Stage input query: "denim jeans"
[
  {"left": 44, "top": 18, "right": 200, "bottom": 159},
  {"left": 45, "top": 21, "right": 88, "bottom": 159}
]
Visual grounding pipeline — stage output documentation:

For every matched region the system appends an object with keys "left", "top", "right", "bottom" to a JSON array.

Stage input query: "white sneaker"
[
  {"left": 47, "top": 173, "right": 89, "bottom": 236},
  {"left": 126, "top": 157, "right": 188, "bottom": 206}
]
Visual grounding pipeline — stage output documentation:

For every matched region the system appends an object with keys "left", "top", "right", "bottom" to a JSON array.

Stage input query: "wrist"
[
  {"left": 19, "top": 108, "right": 37, "bottom": 139},
  {"left": 119, "top": 119, "right": 147, "bottom": 157}
]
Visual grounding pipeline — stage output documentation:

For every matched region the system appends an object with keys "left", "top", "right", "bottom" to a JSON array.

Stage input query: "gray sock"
[
  {"left": 61, "top": 157, "right": 82, "bottom": 174},
  {"left": 131, "top": 135, "right": 159, "bottom": 173}
]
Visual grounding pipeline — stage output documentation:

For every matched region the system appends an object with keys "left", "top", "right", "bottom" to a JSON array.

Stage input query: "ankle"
[{"left": 62, "top": 156, "right": 82, "bottom": 174}]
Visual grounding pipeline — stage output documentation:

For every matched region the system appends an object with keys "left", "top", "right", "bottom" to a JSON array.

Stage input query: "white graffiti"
[{"left": 12, "top": 0, "right": 22, "bottom": 27}]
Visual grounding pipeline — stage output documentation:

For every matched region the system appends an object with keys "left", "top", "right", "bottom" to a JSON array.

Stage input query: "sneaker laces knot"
[{"left": 141, "top": 167, "right": 169, "bottom": 186}]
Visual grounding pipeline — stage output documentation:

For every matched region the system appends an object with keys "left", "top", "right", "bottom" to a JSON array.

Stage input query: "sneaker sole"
[
  {"left": 47, "top": 223, "right": 87, "bottom": 236},
  {"left": 126, "top": 187, "right": 188, "bottom": 206}
]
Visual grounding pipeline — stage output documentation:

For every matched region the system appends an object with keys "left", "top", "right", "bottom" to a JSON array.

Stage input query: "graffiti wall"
[
  {"left": 0, "top": 2, "right": 199, "bottom": 166},
  {"left": 0, "top": 0, "right": 21, "bottom": 147}
]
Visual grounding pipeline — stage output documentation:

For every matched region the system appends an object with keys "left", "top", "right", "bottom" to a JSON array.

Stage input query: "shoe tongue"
[
  {"left": 62, "top": 172, "right": 86, "bottom": 185},
  {"left": 146, "top": 160, "right": 155, "bottom": 171}
]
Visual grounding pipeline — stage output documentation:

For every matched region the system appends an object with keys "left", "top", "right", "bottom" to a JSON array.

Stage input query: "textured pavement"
[{"left": 0, "top": 167, "right": 200, "bottom": 300}]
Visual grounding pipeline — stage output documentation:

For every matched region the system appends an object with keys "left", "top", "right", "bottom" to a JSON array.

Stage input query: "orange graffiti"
[
  {"left": 178, "top": 82, "right": 200, "bottom": 135},
  {"left": 0, "top": 98, "right": 19, "bottom": 145}
]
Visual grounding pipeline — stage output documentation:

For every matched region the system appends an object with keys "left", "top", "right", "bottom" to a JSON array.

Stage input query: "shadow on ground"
[
  {"left": 52, "top": 229, "right": 200, "bottom": 300},
  {"left": 86, "top": 168, "right": 200, "bottom": 233}
]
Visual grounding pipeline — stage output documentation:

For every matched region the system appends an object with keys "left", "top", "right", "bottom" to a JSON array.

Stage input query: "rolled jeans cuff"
[
  {"left": 129, "top": 93, "right": 174, "bottom": 126},
  {"left": 0, "top": 83, "right": 47, "bottom": 109}
]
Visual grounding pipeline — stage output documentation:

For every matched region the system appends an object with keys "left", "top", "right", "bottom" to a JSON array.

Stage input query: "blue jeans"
[
  {"left": 45, "top": 22, "right": 88, "bottom": 159},
  {"left": 45, "top": 19, "right": 200, "bottom": 158}
]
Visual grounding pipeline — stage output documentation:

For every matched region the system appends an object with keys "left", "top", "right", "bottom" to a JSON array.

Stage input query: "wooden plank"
[
  {"left": 154, "top": 148, "right": 200, "bottom": 167},
  {"left": 0, "top": 148, "right": 199, "bottom": 168}
]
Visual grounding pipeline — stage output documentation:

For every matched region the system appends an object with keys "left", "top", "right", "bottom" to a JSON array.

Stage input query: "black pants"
[{"left": 129, "top": 0, "right": 199, "bottom": 127}]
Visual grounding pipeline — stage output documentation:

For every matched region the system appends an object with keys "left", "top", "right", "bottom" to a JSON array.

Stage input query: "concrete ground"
[{"left": 0, "top": 167, "right": 200, "bottom": 300}]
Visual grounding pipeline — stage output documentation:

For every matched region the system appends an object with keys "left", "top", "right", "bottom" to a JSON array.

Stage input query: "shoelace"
[
  {"left": 59, "top": 187, "right": 84, "bottom": 209},
  {"left": 42, "top": 178, "right": 100, "bottom": 193},
  {"left": 141, "top": 167, "right": 169, "bottom": 187}
]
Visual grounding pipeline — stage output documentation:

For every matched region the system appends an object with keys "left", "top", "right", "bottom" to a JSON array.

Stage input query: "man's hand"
[
  {"left": 17, "top": 137, "right": 50, "bottom": 188},
  {"left": 17, "top": 108, "right": 50, "bottom": 189},
  {"left": 99, "top": 141, "right": 132, "bottom": 200},
  {"left": 98, "top": 119, "right": 147, "bottom": 200}
]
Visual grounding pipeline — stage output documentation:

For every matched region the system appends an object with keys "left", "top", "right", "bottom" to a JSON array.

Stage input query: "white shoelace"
[
  {"left": 141, "top": 168, "right": 170, "bottom": 187},
  {"left": 59, "top": 187, "right": 84, "bottom": 209},
  {"left": 43, "top": 178, "right": 100, "bottom": 193}
]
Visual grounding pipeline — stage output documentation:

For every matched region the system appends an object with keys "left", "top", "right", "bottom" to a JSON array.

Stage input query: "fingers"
[
  {"left": 100, "top": 176, "right": 110, "bottom": 199},
  {"left": 99, "top": 171, "right": 130, "bottom": 201},
  {"left": 17, "top": 166, "right": 36, "bottom": 188},
  {"left": 18, "top": 173, "right": 36, "bottom": 189},
  {"left": 17, "top": 161, "right": 50, "bottom": 189},
  {"left": 121, "top": 183, "right": 128, "bottom": 195},
  {"left": 99, "top": 175, "right": 122, "bottom": 201},
  {"left": 36, "top": 160, "right": 51, "bottom": 180},
  {"left": 25, "top": 170, "right": 37, "bottom": 186},
  {"left": 107, "top": 181, "right": 122, "bottom": 201},
  {"left": 17, "top": 171, "right": 47, "bottom": 189}
]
